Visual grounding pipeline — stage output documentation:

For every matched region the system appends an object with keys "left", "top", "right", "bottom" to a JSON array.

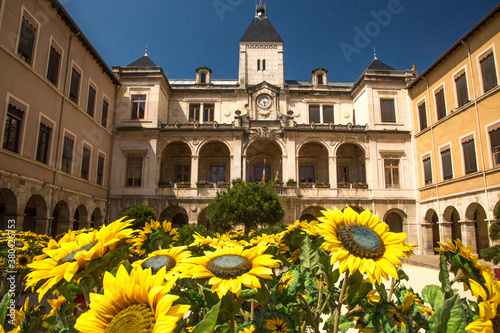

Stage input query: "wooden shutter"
[{"left": 309, "top": 105, "right": 320, "bottom": 123}]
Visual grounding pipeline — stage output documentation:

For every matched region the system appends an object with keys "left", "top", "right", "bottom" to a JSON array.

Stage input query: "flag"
[
  {"left": 262, "top": 159, "right": 266, "bottom": 183},
  {"left": 248, "top": 163, "right": 253, "bottom": 182},
  {"left": 275, "top": 159, "right": 281, "bottom": 181}
]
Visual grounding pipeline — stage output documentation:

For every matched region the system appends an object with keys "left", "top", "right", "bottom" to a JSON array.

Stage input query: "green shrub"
[{"left": 121, "top": 205, "right": 156, "bottom": 230}]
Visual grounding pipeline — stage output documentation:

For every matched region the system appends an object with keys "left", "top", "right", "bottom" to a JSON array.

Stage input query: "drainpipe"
[
  {"left": 47, "top": 31, "right": 80, "bottom": 236},
  {"left": 461, "top": 40, "right": 490, "bottom": 229},
  {"left": 105, "top": 83, "right": 119, "bottom": 225}
]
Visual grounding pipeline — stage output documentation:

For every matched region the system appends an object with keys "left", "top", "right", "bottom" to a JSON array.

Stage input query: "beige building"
[
  {"left": 0, "top": 0, "right": 119, "bottom": 236},
  {"left": 109, "top": 4, "right": 420, "bottom": 245},
  {"left": 408, "top": 5, "right": 500, "bottom": 254}
]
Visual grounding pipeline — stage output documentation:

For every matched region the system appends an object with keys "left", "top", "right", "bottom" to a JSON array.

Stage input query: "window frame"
[
  {"left": 434, "top": 85, "right": 447, "bottom": 121},
  {"left": 69, "top": 63, "right": 82, "bottom": 105},
  {"left": 380, "top": 98, "right": 396, "bottom": 123},
  {"left": 439, "top": 145, "right": 453, "bottom": 181},
  {"left": 422, "top": 154, "right": 433, "bottom": 186},
  {"left": 323, "top": 105, "right": 334, "bottom": 124},
  {"left": 189, "top": 104, "right": 200, "bottom": 123},
  {"left": 61, "top": 131, "right": 76, "bottom": 174},
  {"left": 459, "top": 133, "right": 478, "bottom": 175},
  {"left": 453, "top": 67, "right": 469, "bottom": 108},
  {"left": 80, "top": 143, "right": 92, "bottom": 180},
  {"left": 477, "top": 47, "right": 499, "bottom": 94},
  {"left": 96, "top": 151, "right": 105, "bottom": 185},
  {"left": 86, "top": 80, "right": 97, "bottom": 118},
  {"left": 210, "top": 165, "right": 225, "bottom": 183},
  {"left": 2, "top": 95, "right": 28, "bottom": 155},
  {"left": 255, "top": 165, "right": 271, "bottom": 182},
  {"left": 203, "top": 104, "right": 214, "bottom": 123},
  {"left": 46, "top": 37, "right": 63, "bottom": 88},
  {"left": 308, "top": 105, "right": 320, "bottom": 123},
  {"left": 131, "top": 94, "right": 146, "bottom": 120},
  {"left": 417, "top": 100, "right": 428, "bottom": 131},
  {"left": 36, "top": 122, "right": 51, "bottom": 164},
  {"left": 101, "top": 96, "right": 110, "bottom": 128},
  {"left": 486, "top": 121, "right": 500, "bottom": 168},
  {"left": 384, "top": 159, "right": 400, "bottom": 188},
  {"left": 175, "top": 165, "right": 190, "bottom": 183},
  {"left": 299, "top": 166, "right": 315, "bottom": 183},
  {"left": 126, "top": 156, "right": 143, "bottom": 187},
  {"left": 16, "top": 8, "right": 40, "bottom": 66}
]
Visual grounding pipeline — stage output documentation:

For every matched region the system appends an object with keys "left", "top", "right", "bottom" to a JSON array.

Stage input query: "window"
[
  {"left": 381, "top": 99, "right": 396, "bottom": 123},
  {"left": 69, "top": 68, "right": 81, "bottom": 103},
  {"left": 441, "top": 149, "right": 453, "bottom": 180},
  {"left": 17, "top": 16, "right": 37, "bottom": 65},
  {"left": 3, "top": 104, "right": 24, "bottom": 153},
  {"left": 131, "top": 95, "right": 146, "bottom": 119},
  {"left": 210, "top": 166, "right": 225, "bottom": 183},
  {"left": 36, "top": 123, "right": 51, "bottom": 164},
  {"left": 423, "top": 157, "right": 432, "bottom": 185},
  {"left": 101, "top": 100, "right": 109, "bottom": 128},
  {"left": 203, "top": 104, "right": 214, "bottom": 123},
  {"left": 462, "top": 139, "right": 477, "bottom": 174},
  {"left": 455, "top": 73, "right": 469, "bottom": 108},
  {"left": 200, "top": 73, "right": 206, "bottom": 84},
  {"left": 418, "top": 102, "right": 427, "bottom": 131},
  {"left": 435, "top": 89, "right": 446, "bottom": 120},
  {"left": 189, "top": 104, "right": 200, "bottom": 122},
  {"left": 126, "top": 157, "right": 142, "bottom": 186},
  {"left": 255, "top": 165, "right": 270, "bottom": 182},
  {"left": 46, "top": 46, "right": 61, "bottom": 86},
  {"left": 317, "top": 74, "right": 323, "bottom": 85},
  {"left": 384, "top": 159, "right": 399, "bottom": 188},
  {"left": 176, "top": 165, "right": 190, "bottom": 182},
  {"left": 257, "top": 59, "right": 260, "bottom": 71},
  {"left": 337, "top": 166, "right": 349, "bottom": 183},
  {"left": 262, "top": 59, "right": 266, "bottom": 71},
  {"left": 480, "top": 53, "right": 498, "bottom": 93},
  {"left": 97, "top": 155, "right": 104, "bottom": 185},
  {"left": 81, "top": 146, "right": 91, "bottom": 180},
  {"left": 87, "top": 85, "right": 96, "bottom": 117},
  {"left": 309, "top": 105, "right": 320, "bottom": 123},
  {"left": 489, "top": 128, "right": 500, "bottom": 166},
  {"left": 323, "top": 105, "right": 334, "bottom": 123},
  {"left": 61, "top": 136, "right": 74, "bottom": 173},
  {"left": 299, "top": 166, "right": 314, "bottom": 183}
]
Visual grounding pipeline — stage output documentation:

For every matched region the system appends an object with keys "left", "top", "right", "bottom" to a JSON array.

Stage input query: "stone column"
[
  {"left": 328, "top": 155, "right": 336, "bottom": 188},
  {"left": 191, "top": 155, "right": 199, "bottom": 188},
  {"left": 242, "top": 155, "right": 247, "bottom": 182},
  {"left": 460, "top": 220, "right": 477, "bottom": 253},
  {"left": 231, "top": 140, "right": 242, "bottom": 182},
  {"left": 440, "top": 221, "right": 453, "bottom": 242},
  {"left": 16, "top": 213, "right": 25, "bottom": 231},
  {"left": 363, "top": 156, "right": 370, "bottom": 186},
  {"left": 36, "top": 217, "right": 50, "bottom": 235}
]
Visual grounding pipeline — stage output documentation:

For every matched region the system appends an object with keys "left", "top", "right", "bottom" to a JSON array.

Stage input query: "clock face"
[{"left": 258, "top": 96, "right": 271, "bottom": 108}]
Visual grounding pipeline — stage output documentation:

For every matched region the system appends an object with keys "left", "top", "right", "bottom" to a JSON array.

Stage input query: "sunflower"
[
  {"left": 189, "top": 232, "right": 240, "bottom": 249},
  {"left": 416, "top": 305, "right": 434, "bottom": 317},
  {"left": 187, "top": 244, "right": 280, "bottom": 298},
  {"left": 465, "top": 302, "right": 495, "bottom": 333},
  {"left": 469, "top": 271, "right": 500, "bottom": 318},
  {"left": 74, "top": 265, "right": 190, "bottom": 333},
  {"left": 14, "top": 239, "right": 29, "bottom": 251},
  {"left": 16, "top": 254, "right": 31, "bottom": 269},
  {"left": 132, "top": 246, "right": 191, "bottom": 279},
  {"left": 277, "top": 271, "right": 295, "bottom": 291},
  {"left": 47, "top": 293, "right": 66, "bottom": 316},
  {"left": 263, "top": 317, "right": 292, "bottom": 333},
  {"left": 386, "top": 307, "right": 406, "bottom": 329},
  {"left": 238, "top": 325, "right": 255, "bottom": 333},
  {"left": 130, "top": 220, "right": 179, "bottom": 255},
  {"left": 316, "top": 207, "right": 412, "bottom": 284},
  {"left": 435, "top": 238, "right": 493, "bottom": 275},
  {"left": 26, "top": 218, "right": 134, "bottom": 301}
]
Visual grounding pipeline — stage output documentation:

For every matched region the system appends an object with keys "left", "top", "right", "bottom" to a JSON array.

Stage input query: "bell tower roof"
[{"left": 240, "top": 2, "right": 283, "bottom": 43}]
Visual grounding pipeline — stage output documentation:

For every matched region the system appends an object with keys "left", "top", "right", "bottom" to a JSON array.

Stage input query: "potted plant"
[
  {"left": 216, "top": 180, "right": 230, "bottom": 188},
  {"left": 269, "top": 180, "right": 284, "bottom": 187},
  {"left": 315, "top": 181, "right": 330, "bottom": 188},
  {"left": 158, "top": 181, "right": 173, "bottom": 188},
  {"left": 176, "top": 181, "right": 191, "bottom": 188},
  {"left": 299, "top": 182, "right": 315, "bottom": 188},
  {"left": 196, "top": 180, "right": 213, "bottom": 188},
  {"left": 353, "top": 182, "right": 368, "bottom": 189},
  {"left": 337, "top": 181, "right": 351, "bottom": 188},
  {"left": 286, "top": 179, "right": 297, "bottom": 187}
]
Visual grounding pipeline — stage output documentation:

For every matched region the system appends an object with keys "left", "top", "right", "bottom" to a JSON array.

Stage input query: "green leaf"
[
  {"left": 346, "top": 282, "right": 373, "bottom": 305},
  {"left": 439, "top": 254, "right": 453, "bottom": 299},
  {"left": 0, "top": 293, "right": 12, "bottom": 327},
  {"left": 300, "top": 235, "right": 319, "bottom": 271},
  {"left": 422, "top": 285, "right": 445, "bottom": 309},
  {"left": 192, "top": 299, "right": 221, "bottom": 333},
  {"left": 428, "top": 294, "right": 467, "bottom": 333}
]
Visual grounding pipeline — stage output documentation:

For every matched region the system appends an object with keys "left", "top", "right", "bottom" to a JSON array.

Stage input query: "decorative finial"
[
  {"left": 373, "top": 47, "right": 377, "bottom": 60},
  {"left": 145, "top": 42, "right": 148, "bottom": 57},
  {"left": 256, "top": 1, "right": 266, "bottom": 18}
]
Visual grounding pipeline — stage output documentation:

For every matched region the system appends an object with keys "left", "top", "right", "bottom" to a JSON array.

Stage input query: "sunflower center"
[
  {"left": 206, "top": 255, "right": 252, "bottom": 279},
  {"left": 141, "top": 255, "right": 176, "bottom": 274},
  {"left": 19, "top": 256, "right": 29, "bottom": 266},
  {"left": 60, "top": 241, "right": 97, "bottom": 263},
  {"left": 338, "top": 224, "right": 385, "bottom": 259},
  {"left": 15, "top": 240, "right": 24, "bottom": 247},
  {"left": 104, "top": 304, "right": 155, "bottom": 333}
]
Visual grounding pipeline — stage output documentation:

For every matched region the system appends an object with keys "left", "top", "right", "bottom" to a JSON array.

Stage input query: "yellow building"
[{"left": 408, "top": 4, "right": 500, "bottom": 254}]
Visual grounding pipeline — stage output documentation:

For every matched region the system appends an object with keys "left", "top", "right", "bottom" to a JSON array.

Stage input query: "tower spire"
[
  {"left": 145, "top": 42, "right": 148, "bottom": 57},
  {"left": 256, "top": 1, "right": 266, "bottom": 18},
  {"left": 373, "top": 47, "right": 377, "bottom": 60}
]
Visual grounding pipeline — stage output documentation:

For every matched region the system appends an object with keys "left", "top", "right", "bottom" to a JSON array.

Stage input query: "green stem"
[
  {"left": 387, "top": 277, "right": 396, "bottom": 302},
  {"left": 333, "top": 271, "right": 349, "bottom": 333},
  {"left": 79, "top": 284, "right": 90, "bottom": 306},
  {"left": 298, "top": 294, "right": 320, "bottom": 333},
  {"left": 229, "top": 293, "right": 235, "bottom": 333}
]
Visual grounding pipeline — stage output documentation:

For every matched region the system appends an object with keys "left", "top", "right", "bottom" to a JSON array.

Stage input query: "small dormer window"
[
  {"left": 312, "top": 67, "right": 328, "bottom": 86},
  {"left": 262, "top": 59, "right": 266, "bottom": 71},
  {"left": 257, "top": 59, "right": 260, "bottom": 71},
  {"left": 196, "top": 66, "right": 212, "bottom": 85}
]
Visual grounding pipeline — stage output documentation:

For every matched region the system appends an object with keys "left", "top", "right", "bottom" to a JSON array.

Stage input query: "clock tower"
[{"left": 238, "top": 3, "right": 285, "bottom": 88}]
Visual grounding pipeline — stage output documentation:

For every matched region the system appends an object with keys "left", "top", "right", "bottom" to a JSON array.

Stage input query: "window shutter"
[
  {"left": 418, "top": 103, "right": 427, "bottom": 130},
  {"left": 70, "top": 69, "right": 81, "bottom": 102},
  {"left": 323, "top": 105, "right": 334, "bottom": 123},
  {"left": 462, "top": 139, "right": 477, "bottom": 174},
  {"left": 456, "top": 74, "right": 469, "bottom": 107},
  {"left": 309, "top": 105, "right": 320, "bottom": 123},
  {"left": 47, "top": 47, "right": 61, "bottom": 85},
  {"left": 18, "top": 18, "right": 36, "bottom": 63},
  {"left": 441, "top": 149, "right": 452, "bottom": 180},
  {"left": 423, "top": 158, "right": 432, "bottom": 184},
  {"left": 480, "top": 53, "right": 498, "bottom": 93},
  {"left": 435, "top": 90, "right": 446, "bottom": 120},
  {"left": 490, "top": 128, "right": 500, "bottom": 148},
  {"left": 381, "top": 99, "right": 396, "bottom": 122}
]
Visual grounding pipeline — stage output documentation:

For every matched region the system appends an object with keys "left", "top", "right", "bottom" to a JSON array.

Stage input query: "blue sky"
[{"left": 61, "top": 0, "right": 499, "bottom": 82}]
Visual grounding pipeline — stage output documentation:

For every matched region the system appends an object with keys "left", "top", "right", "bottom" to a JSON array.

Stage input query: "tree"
[
  {"left": 480, "top": 203, "right": 500, "bottom": 264},
  {"left": 206, "top": 182, "right": 285, "bottom": 232},
  {"left": 121, "top": 204, "right": 156, "bottom": 230}
]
